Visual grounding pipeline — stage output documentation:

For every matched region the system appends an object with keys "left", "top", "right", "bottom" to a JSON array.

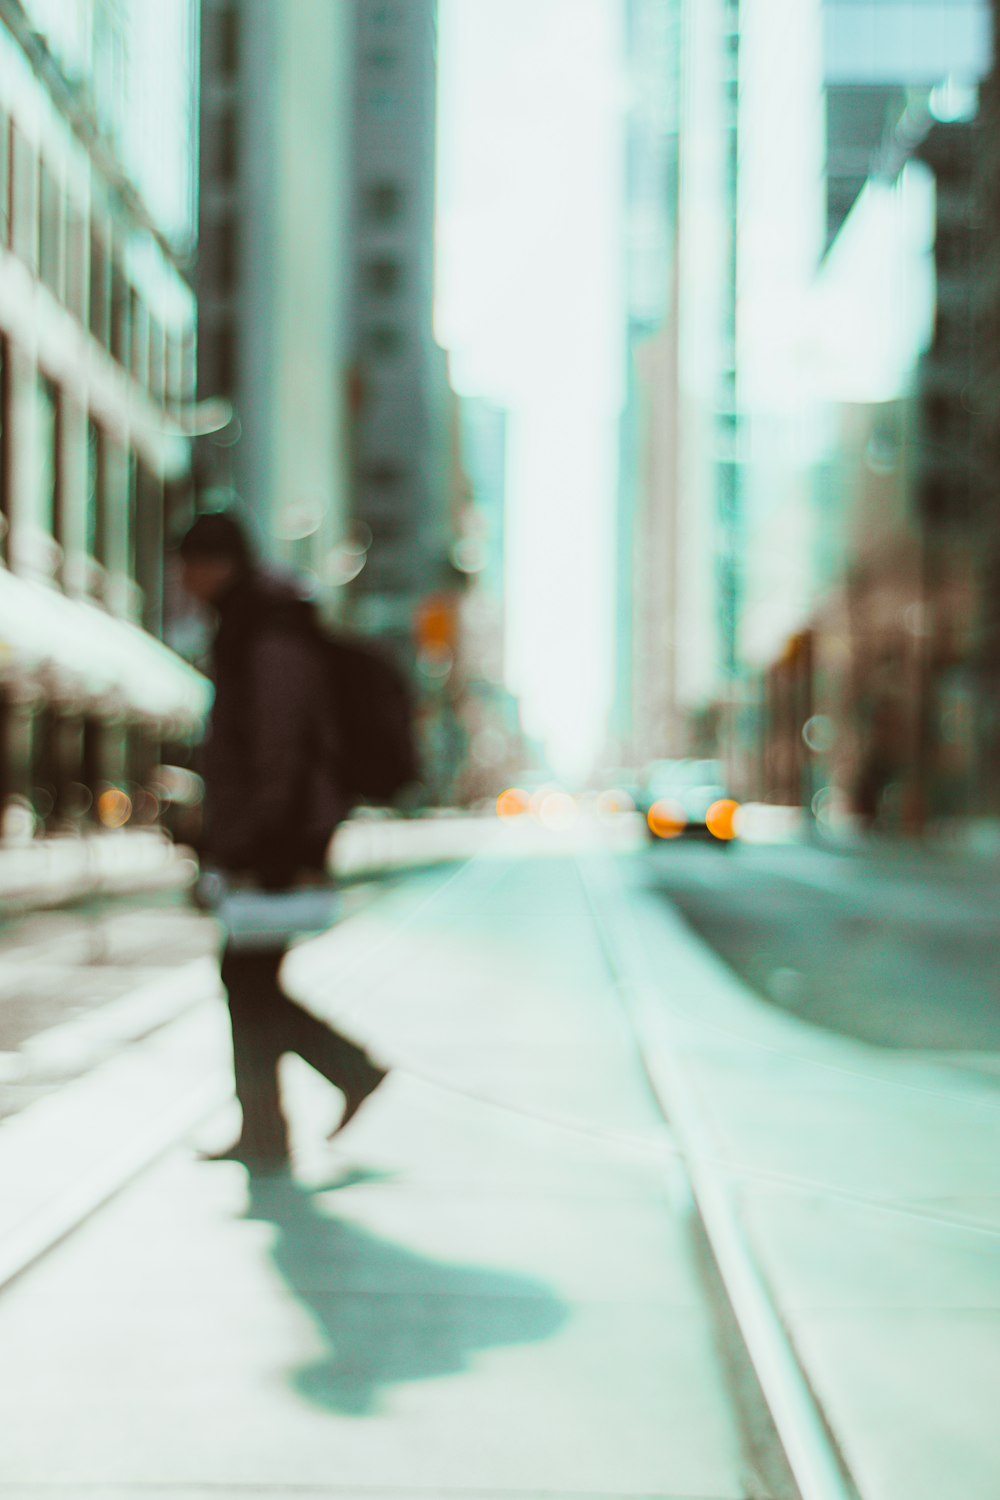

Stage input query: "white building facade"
[{"left": 0, "top": 0, "right": 207, "bottom": 842}]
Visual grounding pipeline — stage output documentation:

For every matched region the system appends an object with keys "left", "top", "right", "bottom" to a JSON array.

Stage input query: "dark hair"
[{"left": 178, "top": 510, "right": 252, "bottom": 565}]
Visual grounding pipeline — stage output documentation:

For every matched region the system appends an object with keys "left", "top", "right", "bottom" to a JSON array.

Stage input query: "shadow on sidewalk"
[{"left": 247, "top": 1171, "right": 569, "bottom": 1416}]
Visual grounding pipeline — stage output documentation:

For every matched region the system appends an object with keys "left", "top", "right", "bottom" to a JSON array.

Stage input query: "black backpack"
[{"left": 322, "top": 631, "right": 421, "bottom": 807}]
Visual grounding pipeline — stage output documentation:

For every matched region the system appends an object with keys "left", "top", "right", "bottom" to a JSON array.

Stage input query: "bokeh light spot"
[
  {"left": 802, "top": 714, "right": 836, "bottom": 753},
  {"left": 596, "top": 788, "right": 635, "bottom": 818},
  {"left": 648, "top": 799, "right": 686, "bottom": 839},
  {"left": 706, "top": 798, "right": 740, "bottom": 841},
  {"left": 538, "top": 790, "right": 578, "bottom": 831},
  {"left": 496, "top": 786, "right": 529, "bottom": 819},
  {"left": 97, "top": 788, "right": 133, "bottom": 829}
]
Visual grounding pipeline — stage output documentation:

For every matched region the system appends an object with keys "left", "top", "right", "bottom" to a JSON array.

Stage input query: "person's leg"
[
  {"left": 278, "top": 988, "right": 387, "bottom": 1134},
  {"left": 219, "top": 944, "right": 291, "bottom": 1162}
]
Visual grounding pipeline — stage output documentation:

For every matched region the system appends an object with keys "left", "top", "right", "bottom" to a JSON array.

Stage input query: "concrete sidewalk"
[
  {"left": 0, "top": 849, "right": 772, "bottom": 1500},
  {"left": 0, "top": 838, "right": 995, "bottom": 1498}
]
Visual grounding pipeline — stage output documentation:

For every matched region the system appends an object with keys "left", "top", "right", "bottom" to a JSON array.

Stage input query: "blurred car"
[{"left": 637, "top": 758, "right": 740, "bottom": 845}]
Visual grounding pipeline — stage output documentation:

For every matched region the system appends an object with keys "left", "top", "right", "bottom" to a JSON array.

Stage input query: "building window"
[
  {"left": 368, "top": 88, "right": 402, "bottom": 119},
  {"left": 366, "top": 256, "right": 403, "bottom": 296},
  {"left": 85, "top": 419, "right": 105, "bottom": 567},
  {"left": 216, "top": 103, "right": 239, "bottom": 182},
  {"left": 38, "top": 161, "right": 62, "bottom": 297},
  {"left": 110, "top": 261, "right": 131, "bottom": 368},
  {"left": 89, "top": 226, "right": 111, "bottom": 345},
  {"left": 10, "top": 125, "right": 38, "bottom": 274},
  {"left": 50, "top": 385, "right": 65, "bottom": 566},
  {"left": 208, "top": 322, "right": 237, "bottom": 395},
  {"left": 180, "top": 327, "right": 197, "bottom": 406},
  {"left": 134, "top": 463, "right": 163, "bottom": 634},
  {"left": 368, "top": 323, "right": 405, "bottom": 359},
  {"left": 130, "top": 288, "right": 149, "bottom": 384},
  {"left": 202, "top": 218, "right": 238, "bottom": 288},
  {"left": 164, "top": 330, "right": 186, "bottom": 409},
  {"left": 366, "top": 180, "right": 403, "bottom": 223},
  {"left": 31, "top": 705, "right": 59, "bottom": 830},
  {"left": 64, "top": 202, "right": 87, "bottom": 321},
  {"left": 0, "top": 111, "right": 10, "bottom": 247},
  {"left": 123, "top": 447, "right": 136, "bottom": 585},
  {"left": 99, "top": 436, "right": 128, "bottom": 593},
  {"left": 363, "top": 459, "right": 405, "bottom": 487},
  {"left": 30, "top": 375, "right": 56, "bottom": 542},
  {"left": 148, "top": 316, "right": 165, "bottom": 399},
  {"left": 217, "top": 3, "right": 239, "bottom": 75}
]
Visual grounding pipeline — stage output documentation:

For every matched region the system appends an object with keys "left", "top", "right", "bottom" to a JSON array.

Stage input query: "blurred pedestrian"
[{"left": 179, "top": 510, "right": 387, "bottom": 1169}]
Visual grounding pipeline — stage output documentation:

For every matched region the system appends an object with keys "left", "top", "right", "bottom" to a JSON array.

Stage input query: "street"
[
  {"left": 642, "top": 838, "right": 1000, "bottom": 1053},
  {"left": 0, "top": 841, "right": 782, "bottom": 1500},
  {"left": 1, "top": 826, "right": 1000, "bottom": 1498}
]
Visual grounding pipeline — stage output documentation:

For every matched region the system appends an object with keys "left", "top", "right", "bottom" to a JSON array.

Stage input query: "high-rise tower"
[
  {"left": 347, "top": 0, "right": 448, "bottom": 650},
  {"left": 197, "top": 0, "right": 355, "bottom": 579}
]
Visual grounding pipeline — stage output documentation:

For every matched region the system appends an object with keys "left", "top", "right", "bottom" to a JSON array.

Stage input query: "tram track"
[{"left": 578, "top": 850, "right": 861, "bottom": 1500}]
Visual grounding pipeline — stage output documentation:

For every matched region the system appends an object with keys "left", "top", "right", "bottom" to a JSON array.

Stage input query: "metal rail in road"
[{"left": 578, "top": 851, "right": 861, "bottom": 1500}]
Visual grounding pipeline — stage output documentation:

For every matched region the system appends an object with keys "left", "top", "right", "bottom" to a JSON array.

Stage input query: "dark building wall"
[{"left": 348, "top": 0, "right": 446, "bottom": 642}]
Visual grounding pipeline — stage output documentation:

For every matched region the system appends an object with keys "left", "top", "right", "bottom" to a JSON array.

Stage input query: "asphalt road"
[{"left": 641, "top": 838, "right": 1000, "bottom": 1054}]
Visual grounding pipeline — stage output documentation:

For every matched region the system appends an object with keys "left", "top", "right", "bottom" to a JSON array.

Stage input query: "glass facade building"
[
  {"left": 0, "top": 1, "right": 206, "bottom": 843},
  {"left": 618, "top": 0, "right": 999, "bottom": 833}
]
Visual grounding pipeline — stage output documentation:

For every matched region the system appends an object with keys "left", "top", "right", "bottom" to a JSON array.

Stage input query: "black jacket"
[{"left": 201, "top": 569, "right": 347, "bottom": 887}]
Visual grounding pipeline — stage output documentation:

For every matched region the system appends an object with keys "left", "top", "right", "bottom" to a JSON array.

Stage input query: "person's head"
[{"left": 178, "top": 510, "right": 253, "bottom": 605}]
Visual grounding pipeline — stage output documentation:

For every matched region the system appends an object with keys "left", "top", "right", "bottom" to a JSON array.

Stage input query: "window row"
[
  {"left": 0, "top": 344, "right": 166, "bottom": 635},
  {"left": 0, "top": 110, "right": 194, "bottom": 405},
  {"left": 0, "top": 699, "right": 170, "bottom": 839}
]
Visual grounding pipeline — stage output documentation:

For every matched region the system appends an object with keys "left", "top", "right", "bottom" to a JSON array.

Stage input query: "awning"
[{"left": 0, "top": 568, "right": 211, "bottom": 735}]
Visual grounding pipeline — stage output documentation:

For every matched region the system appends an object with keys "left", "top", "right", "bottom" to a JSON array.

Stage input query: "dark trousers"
[{"left": 220, "top": 943, "right": 377, "bottom": 1158}]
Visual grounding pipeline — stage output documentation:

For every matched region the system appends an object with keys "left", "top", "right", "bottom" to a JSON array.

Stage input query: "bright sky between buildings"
[{"left": 435, "top": 0, "right": 624, "bottom": 780}]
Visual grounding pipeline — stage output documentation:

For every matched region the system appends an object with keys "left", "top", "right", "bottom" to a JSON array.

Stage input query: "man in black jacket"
[{"left": 179, "top": 511, "right": 386, "bottom": 1168}]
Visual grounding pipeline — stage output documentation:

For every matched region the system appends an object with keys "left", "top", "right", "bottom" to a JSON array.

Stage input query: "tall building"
[
  {"left": 614, "top": 0, "right": 680, "bottom": 768},
  {"left": 615, "top": 0, "right": 735, "bottom": 772},
  {"left": 617, "top": 0, "right": 997, "bottom": 833},
  {"left": 454, "top": 395, "right": 524, "bottom": 798},
  {"left": 345, "top": 0, "right": 469, "bottom": 802},
  {"left": 0, "top": 0, "right": 207, "bottom": 844},
  {"left": 347, "top": 0, "right": 451, "bottom": 652},
  {"left": 198, "top": 0, "right": 466, "bottom": 801},
  {"left": 198, "top": 0, "right": 449, "bottom": 619},
  {"left": 730, "top": 0, "right": 993, "bottom": 824},
  {"left": 197, "top": 0, "right": 355, "bottom": 580}
]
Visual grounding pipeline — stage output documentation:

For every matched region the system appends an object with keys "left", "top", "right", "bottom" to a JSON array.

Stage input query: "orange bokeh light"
[
  {"left": 97, "top": 787, "right": 133, "bottom": 829},
  {"left": 647, "top": 799, "right": 686, "bottom": 839},
  {"left": 496, "top": 787, "right": 530, "bottom": 819},
  {"left": 706, "top": 798, "right": 740, "bottom": 841}
]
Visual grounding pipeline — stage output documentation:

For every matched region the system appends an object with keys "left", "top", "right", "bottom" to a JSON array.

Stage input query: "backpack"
[{"left": 322, "top": 630, "right": 421, "bottom": 807}]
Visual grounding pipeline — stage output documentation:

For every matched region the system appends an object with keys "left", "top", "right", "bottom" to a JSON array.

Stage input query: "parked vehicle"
[{"left": 637, "top": 759, "right": 740, "bottom": 845}]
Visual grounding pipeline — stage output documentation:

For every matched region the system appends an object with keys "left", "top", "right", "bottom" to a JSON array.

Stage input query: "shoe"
[
  {"left": 328, "top": 1064, "right": 388, "bottom": 1139},
  {"left": 199, "top": 1139, "right": 290, "bottom": 1171}
]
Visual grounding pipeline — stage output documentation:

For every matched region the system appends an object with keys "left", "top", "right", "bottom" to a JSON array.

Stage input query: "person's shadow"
[{"left": 247, "top": 1170, "right": 569, "bottom": 1416}]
